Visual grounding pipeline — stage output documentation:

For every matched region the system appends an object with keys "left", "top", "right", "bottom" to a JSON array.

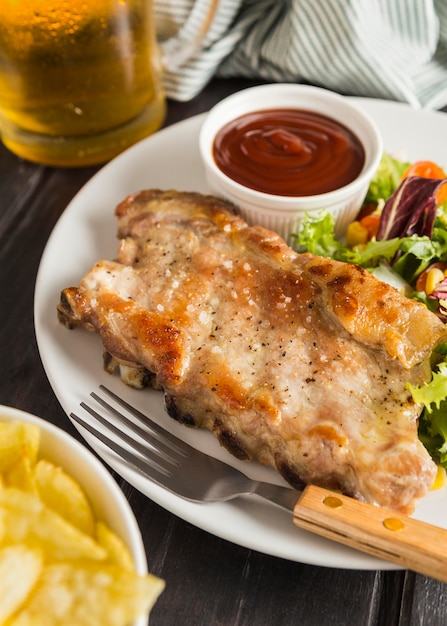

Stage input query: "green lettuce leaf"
[
  {"left": 391, "top": 235, "right": 446, "bottom": 282},
  {"left": 408, "top": 362, "right": 447, "bottom": 412},
  {"left": 343, "top": 237, "right": 402, "bottom": 267},
  {"left": 418, "top": 415, "right": 447, "bottom": 465},
  {"left": 409, "top": 361, "right": 447, "bottom": 467},
  {"left": 292, "top": 212, "right": 345, "bottom": 259},
  {"left": 365, "top": 152, "right": 410, "bottom": 204}
]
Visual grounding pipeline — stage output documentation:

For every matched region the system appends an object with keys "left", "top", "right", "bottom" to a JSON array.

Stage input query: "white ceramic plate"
[
  {"left": 0, "top": 404, "right": 149, "bottom": 626},
  {"left": 35, "top": 98, "right": 447, "bottom": 571}
]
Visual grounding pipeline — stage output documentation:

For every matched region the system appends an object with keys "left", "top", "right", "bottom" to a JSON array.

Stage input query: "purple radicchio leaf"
[
  {"left": 430, "top": 278, "right": 447, "bottom": 322},
  {"left": 376, "top": 175, "right": 447, "bottom": 241}
]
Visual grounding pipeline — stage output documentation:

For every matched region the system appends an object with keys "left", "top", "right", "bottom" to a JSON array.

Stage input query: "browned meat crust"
[{"left": 57, "top": 189, "right": 447, "bottom": 513}]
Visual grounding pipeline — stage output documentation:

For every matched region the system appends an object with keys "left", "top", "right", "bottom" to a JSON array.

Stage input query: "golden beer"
[{"left": 0, "top": 0, "right": 166, "bottom": 166}]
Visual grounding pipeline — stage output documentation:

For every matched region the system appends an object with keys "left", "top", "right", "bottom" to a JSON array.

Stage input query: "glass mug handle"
[{"left": 156, "top": 0, "right": 220, "bottom": 70}]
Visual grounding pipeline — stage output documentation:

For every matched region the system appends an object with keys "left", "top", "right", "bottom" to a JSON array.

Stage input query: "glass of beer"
[{"left": 0, "top": 1, "right": 182, "bottom": 167}]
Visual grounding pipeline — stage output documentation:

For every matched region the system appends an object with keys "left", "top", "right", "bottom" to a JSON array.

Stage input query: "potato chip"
[
  {"left": 4, "top": 453, "right": 37, "bottom": 494},
  {"left": 8, "top": 562, "right": 165, "bottom": 626},
  {"left": 96, "top": 521, "right": 135, "bottom": 571},
  {"left": 0, "top": 420, "right": 165, "bottom": 625},
  {"left": 0, "top": 507, "right": 5, "bottom": 543},
  {"left": 0, "top": 545, "right": 42, "bottom": 623},
  {"left": 34, "top": 459, "right": 95, "bottom": 536},
  {"left": 0, "top": 422, "right": 40, "bottom": 473},
  {"left": 0, "top": 488, "right": 106, "bottom": 562}
]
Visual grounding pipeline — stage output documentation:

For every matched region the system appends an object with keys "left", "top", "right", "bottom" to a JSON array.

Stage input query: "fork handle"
[{"left": 293, "top": 484, "right": 447, "bottom": 581}]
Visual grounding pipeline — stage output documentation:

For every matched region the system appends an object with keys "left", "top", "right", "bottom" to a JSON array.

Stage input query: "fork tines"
[{"left": 70, "top": 385, "right": 188, "bottom": 479}]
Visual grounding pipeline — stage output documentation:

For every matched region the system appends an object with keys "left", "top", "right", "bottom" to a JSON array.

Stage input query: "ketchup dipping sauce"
[
  {"left": 213, "top": 108, "right": 365, "bottom": 197},
  {"left": 199, "top": 84, "right": 383, "bottom": 243}
]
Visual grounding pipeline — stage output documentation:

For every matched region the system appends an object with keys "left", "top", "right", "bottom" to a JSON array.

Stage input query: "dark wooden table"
[{"left": 1, "top": 77, "right": 447, "bottom": 626}]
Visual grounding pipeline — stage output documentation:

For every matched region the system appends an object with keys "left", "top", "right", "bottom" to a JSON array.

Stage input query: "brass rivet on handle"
[
  {"left": 323, "top": 496, "right": 343, "bottom": 509},
  {"left": 383, "top": 517, "right": 405, "bottom": 531}
]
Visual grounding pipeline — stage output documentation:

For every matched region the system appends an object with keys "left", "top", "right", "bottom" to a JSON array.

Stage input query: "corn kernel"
[
  {"left": 430, "top": 466, "right": 446, "bottom": 490},
  {"left": 425, "top": 268, "right": 445, "bottom": 295},
  {"left": 346, "top": 221, "right": 368, "bottom": 247}
]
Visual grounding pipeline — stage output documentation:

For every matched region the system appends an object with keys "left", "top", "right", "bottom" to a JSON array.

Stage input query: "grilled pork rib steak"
[{"left": 58, "top": 189, "right": 447, "bottom": 513}]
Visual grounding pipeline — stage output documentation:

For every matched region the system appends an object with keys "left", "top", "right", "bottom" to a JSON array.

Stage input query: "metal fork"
[
  {"left": 70, "top": 385, "right": 299, "bottom": 511},
  {"left": 71, "top": 385, "right": 447, "bottom": 582}
]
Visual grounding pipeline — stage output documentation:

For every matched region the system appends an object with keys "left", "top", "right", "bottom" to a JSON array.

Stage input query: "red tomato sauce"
[{"left": 213, "top": 108, "right": 365, "bottom": 196}]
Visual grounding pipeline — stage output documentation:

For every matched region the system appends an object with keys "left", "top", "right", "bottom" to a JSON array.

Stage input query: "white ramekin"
[{"left": 199, "top": 83, "right": 383, "bottom": 243}]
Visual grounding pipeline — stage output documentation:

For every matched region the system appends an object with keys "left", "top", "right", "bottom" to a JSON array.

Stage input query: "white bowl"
[
  {"left": 199, "top": 83, "right": 383, "bottom": 243},
  {"left": 0, "top": 405, "right": 149, "bottom": 626}
]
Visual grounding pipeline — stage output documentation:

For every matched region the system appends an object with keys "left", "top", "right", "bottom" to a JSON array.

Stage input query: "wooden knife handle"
[{"left": 293, "top": 484, "right": 447, "bottom": 581}]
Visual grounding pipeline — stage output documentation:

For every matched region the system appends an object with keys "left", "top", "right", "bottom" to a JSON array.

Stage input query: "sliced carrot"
[
  {"left": 402, "top": 160, "right": 447, "bottom": 204},
  {"left": 402, "top": 160, "right": 446, "bottom": 180},
  {"left": 359, "top": 213, "right": 381, "bottom": 240}
]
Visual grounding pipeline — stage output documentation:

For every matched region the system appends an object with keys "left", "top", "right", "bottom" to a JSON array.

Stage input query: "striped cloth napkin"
[{"left": 154, "top": 0, "right": 447, "bottom": 109}]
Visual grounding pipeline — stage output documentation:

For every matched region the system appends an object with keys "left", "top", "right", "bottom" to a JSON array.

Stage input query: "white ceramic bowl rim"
[{"left": 199, "top": 83, "right": 383, "bottom": 211}]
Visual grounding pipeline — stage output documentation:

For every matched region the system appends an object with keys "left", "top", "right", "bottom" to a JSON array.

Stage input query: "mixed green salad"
[{"left": 293, "top": 153, "right": 447, "bottom": 469}]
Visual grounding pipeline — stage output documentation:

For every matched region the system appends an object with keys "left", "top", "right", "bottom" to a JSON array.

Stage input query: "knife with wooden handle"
[
  {"left": 293, "top": 484, "right": 447, "bottom": 580},
  {"left": 252, "top": 481, "right": 447, "bottom": 581}
]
